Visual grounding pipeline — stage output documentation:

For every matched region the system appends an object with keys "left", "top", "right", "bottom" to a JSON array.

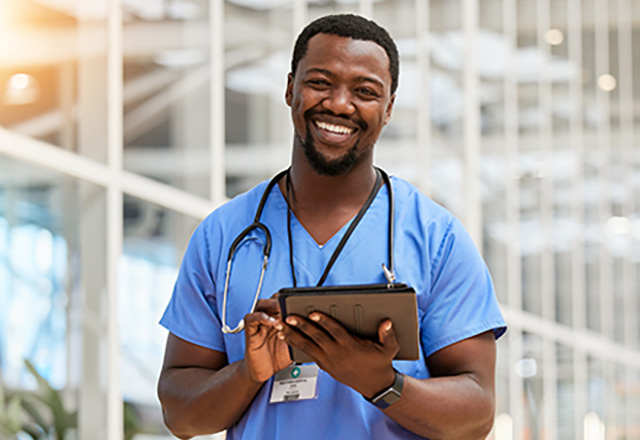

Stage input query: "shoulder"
[
  {"left": 389, "top": 175, "right": 457, "bottom": 238},
  {"left": 184, "top": 179, "right": 274, "bottom": 265},
  {"left": 198, "top": 180, "right": 271, "bottom": 236},
  {"left": 388, "top": 175, "right": 481, "bottom": 277}
]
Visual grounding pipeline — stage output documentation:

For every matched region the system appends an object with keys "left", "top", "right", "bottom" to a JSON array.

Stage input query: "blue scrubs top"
[{"left": 160, "top": 175, "right": 506, "bottom": 440}]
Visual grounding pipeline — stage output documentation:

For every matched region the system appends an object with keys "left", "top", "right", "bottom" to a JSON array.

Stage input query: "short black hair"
[{"left": 291, "top": 14, "right": 399, "bottom": 95}]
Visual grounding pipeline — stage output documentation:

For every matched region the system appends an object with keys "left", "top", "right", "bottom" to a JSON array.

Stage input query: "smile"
[{"left": 315, "top": 121, "right": 355, "bottom": 135}]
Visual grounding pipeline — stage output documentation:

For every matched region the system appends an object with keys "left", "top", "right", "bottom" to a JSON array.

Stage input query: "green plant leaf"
[
  {"left": 0, "top": 394, "right": 22, "bottom": 437},
  {"left": 5, "top": 396, "right": 22, "bottom": 433},
  {"left": 0, "top": 427, "right": 15, "bottom": 439},
  {"left": 19, "top": 396, "right": 50, "bottom": 432},
  {"left": 23, "top": 361, "right": 65, "bottom": 414},
  {"left": 21, "top": 423, "right": 44, "bottom": 440},
  {"left": 22, "top": 362, "right": 50, "bottom": 397},
  {"left": 0, "top": 379, "right": 5, "bottom": 415},
  {"left": 22, "top": 360, "right": 76, "bottom": 439},
  {"left": 123, "top": 402, "right": 140, "bottom": 440}
]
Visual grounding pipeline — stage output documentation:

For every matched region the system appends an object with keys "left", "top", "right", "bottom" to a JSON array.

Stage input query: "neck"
[
  {"left": 276, "top": 143, "right": 378, "bottom": 246},
  {"left": 285, "top": 145, "right": 377, "bottom": 212}
]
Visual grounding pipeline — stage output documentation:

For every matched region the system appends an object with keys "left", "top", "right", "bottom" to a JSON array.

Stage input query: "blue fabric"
[{"left": 160, "top": 175, "right": 506, "bottom": 440}]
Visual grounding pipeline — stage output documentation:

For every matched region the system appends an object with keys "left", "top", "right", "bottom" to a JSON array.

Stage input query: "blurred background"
[{"left": 0, "top": 0, "right": 639, "bottom": 439}]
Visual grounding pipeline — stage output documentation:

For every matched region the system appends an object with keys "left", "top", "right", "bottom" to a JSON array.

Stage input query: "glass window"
[
  {"left": 426, "top": 0, "right": 464, "bottom": 219},
  {"left": 122, "top": 0, "right": 212, "bottom": 198},
  {"left": 120, "top": 195, "right": 200, "bottom": 435},
  {"left": 556, "top": 343, "right": 575, "bottom": 439},
  {"left": 630, "top": 368, "right": 640, "bottom": 438},
  {"left": 587, "top": 356, "right": 606, "bottom": 419},
  {"left": 521, "top": 332, "right": 544, "bottom": 439},
  {"left": 478, "top": 0, "right": 510, "bottom": 306},
  {"left": 496, "top": 334, "right": 510, "bottom": 417},
  {"left": 307, "top": 1, "right": 361, "bottom": 22},
  {"left": 0, "top": 1, "right": 109, "bottom": 162},
  {"left": 372, "top": 0, "right": 420, "bottom": 184},
  {"left": 224, "top": 0, "right": 294, "bottom": 197},
  {"left": 2, "top": 1, "right": 640, "bottom": 438},
  {"left": 0, "top": 155, "right": 107, "bottom": 431}
]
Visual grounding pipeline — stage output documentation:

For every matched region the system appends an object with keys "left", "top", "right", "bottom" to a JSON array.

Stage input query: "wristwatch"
[{"left": 366, "top": 370, "right": 404, "bottom": 409}]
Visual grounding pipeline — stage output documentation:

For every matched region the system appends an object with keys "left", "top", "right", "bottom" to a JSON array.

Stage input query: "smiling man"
[
  {"left": 287, "top": 30, "right": 394, "bottom": 178},
  {"left": 157, "top": 14, "right": 506, "bottom": 440}
]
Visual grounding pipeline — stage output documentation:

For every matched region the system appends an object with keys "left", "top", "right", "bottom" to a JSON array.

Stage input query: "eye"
[
  {"left": 307, "top": 78, "right": 330, "bottom": 87},
  {"left": 356, "top": 87, "right": 379, "bottom": 98}
]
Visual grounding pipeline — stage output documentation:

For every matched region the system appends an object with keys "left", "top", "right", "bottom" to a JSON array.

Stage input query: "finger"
[
  {"left": 286, "top": 315, "right": 337, "bottom": 347},
  {"left": 378, "top": 319, "right": 400, "bottom": 357},
  {"left": 254, "top": 298, "right": 281, "bottom": 317},
  {"left": 305, "top": 312, "right": 351, "bottom": 341},
  {"left": 280, "top": 316, "right": 329, "bottom": 359},
  {"left": 244, "top": 311, "right": 277, "bottom": 334}
]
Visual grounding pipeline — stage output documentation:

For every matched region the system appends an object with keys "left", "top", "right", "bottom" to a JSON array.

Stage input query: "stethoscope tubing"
[{"left": 220, "top": 167, "right": 394, "bottom": 334}]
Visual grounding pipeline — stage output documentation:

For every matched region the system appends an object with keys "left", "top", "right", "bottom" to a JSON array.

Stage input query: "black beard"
[
  {"left": 298, "top": 128, "right": 360, "bottom": 176},
  {"left": 299, "top": 131, "right": 359, "bottom": 176}
]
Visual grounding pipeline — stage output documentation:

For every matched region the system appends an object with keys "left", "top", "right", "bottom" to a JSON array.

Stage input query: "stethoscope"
[{"left": 221, "top": 167, "right": 396, "bottom": 334}]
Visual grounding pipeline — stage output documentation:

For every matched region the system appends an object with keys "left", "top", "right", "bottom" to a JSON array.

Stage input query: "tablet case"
[{"left": 278, "top": 283, "right": 419, "bottom": 363}]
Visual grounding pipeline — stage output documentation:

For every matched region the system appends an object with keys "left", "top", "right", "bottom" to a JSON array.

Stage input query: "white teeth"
[{"left": 316, "top": 121, "right": 354, "bottom": 135}]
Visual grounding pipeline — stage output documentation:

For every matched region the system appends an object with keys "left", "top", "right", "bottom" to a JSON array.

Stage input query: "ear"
[
  {"left": 285, "top": 73, "right": 294, "bottom": 107},
  {"left": 383, "top": 94, "right": 396, "bottom": 125}
]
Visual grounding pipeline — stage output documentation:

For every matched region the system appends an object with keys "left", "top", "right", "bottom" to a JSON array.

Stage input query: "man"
[{"left": 158, "top": 14, "right": 506, "bottom": 440}]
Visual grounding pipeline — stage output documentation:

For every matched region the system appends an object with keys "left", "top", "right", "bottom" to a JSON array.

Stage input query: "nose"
[{"left": 322, "top": 85, "right": 355, "bottom": 115}]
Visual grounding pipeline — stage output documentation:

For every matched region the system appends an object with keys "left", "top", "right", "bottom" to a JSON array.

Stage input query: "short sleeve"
[
  {"left": 420, "top": 218, "right": 506, "bottom": 358},
  {"left": 159, "top": 222, "right": 226, "bottom": 352}
]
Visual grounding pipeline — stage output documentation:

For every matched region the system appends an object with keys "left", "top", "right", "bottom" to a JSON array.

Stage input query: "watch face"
[
  {"left": 372, "top": 388, "right": 401, "bottom": 409},
  {"left": 382, "top": 389, "right": 402, "bottom": 406},
  {"left": 369, "top": 371, "right": 404, "bottom": 409}
]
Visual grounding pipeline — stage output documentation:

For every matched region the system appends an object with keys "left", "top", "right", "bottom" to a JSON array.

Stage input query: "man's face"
[{"left": 286, "top": 33, "right": 395, "bottom": 176}]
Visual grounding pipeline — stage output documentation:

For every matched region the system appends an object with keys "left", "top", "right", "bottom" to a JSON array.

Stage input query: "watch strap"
[{"left": 366, "top": 369, "right": 404, "bottom": 409}]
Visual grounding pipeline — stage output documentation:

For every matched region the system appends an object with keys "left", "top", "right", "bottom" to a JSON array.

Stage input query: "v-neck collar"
[
  {"left": 273, "top": 182, "right": 354, "bottom": 250},
  {"left": 261, "top": 175, "right": 390, "bottom": 288}
]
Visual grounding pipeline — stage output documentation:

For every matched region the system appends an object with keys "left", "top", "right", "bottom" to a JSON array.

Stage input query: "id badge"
[{"left": 269, "top": 364, "right": 319, "bottom": 403}]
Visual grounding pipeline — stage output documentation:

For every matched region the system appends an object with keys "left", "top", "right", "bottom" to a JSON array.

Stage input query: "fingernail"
[
  {"left": 310, "top": 314, "right": 320, "bottom": 322},
  {"left": 286, "top": 317, "right": 297, "bottom": 326},
  {"left": 385, "top": 321, "right": 392, "bottom": 332},
  {"left": 278, "top": 332, "right": 285, "bottom": 340},
  {"left": 275, "top": 324, "right": 283, "bottom": 331}
]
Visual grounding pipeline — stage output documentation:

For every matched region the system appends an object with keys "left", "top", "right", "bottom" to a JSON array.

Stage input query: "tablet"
[{"left": 278, "top": 283, "right": 419, "bottom": 363}]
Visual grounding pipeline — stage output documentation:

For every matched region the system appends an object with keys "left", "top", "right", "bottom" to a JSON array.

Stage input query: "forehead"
[{"left": 299, "top": 33, "right": 392, "bottom": 87}]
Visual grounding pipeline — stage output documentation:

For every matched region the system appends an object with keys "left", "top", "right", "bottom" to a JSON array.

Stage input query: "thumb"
[{"left": 378, "top": 319, "right": 400, "bottom": 357}]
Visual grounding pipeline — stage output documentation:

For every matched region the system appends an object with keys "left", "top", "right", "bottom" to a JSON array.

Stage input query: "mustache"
[{"left": 304, "top": 109, "right": 368, "bottom": 132}]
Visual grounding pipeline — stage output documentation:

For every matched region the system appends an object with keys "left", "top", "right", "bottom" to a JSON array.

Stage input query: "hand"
[
  {"left": 243, "top": 298, "right": 292, "bottom": 383},
  {"left": 280, "top": 313, "right": 399, "bottom": 398}
]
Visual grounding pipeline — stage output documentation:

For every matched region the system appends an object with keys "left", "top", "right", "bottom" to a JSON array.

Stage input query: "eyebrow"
[{"left": 304, "top": 68, "right": 385, "bottom": 89}]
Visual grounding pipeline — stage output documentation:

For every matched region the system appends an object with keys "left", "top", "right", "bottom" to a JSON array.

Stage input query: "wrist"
[
  {"left": 238, "top": 358, "right": 267, "bottom": 386},
  {"left": 362, "top": 367, "right": 396, "bottom": 399},
  {"left": 364, "top": 369, "right": 404, "bottom": 410}
]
